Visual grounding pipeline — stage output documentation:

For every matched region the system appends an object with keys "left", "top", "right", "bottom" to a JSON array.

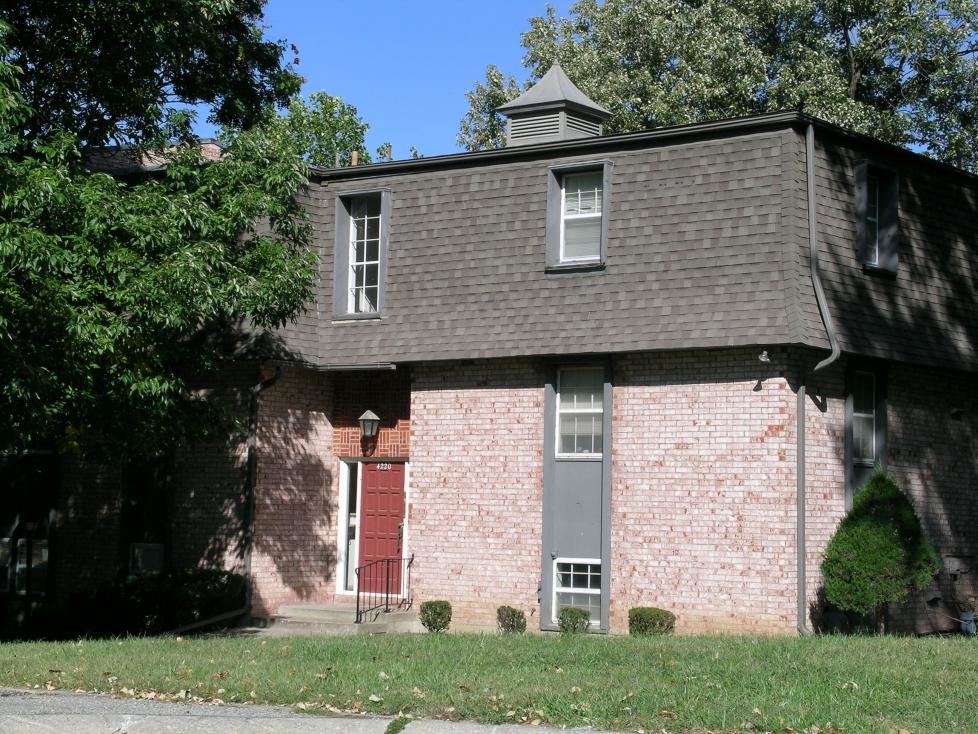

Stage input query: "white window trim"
[
  {"left": 347, "top": 197, "right": 382, "bottom": 314},
  {"left": 555, "top": 366, "right": 604, "bottom": 459},
  {"left": 559, "top": 172, "right": 603, "bottom": 264},
  {"left": 865, "top": 174, "right": 880, "bottom": 266},
  {"left": 552, "top": 556, "right": 602, "bottom": 626}
]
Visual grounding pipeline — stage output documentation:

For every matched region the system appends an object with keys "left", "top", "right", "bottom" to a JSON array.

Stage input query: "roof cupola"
[{"left": 497, "top": 63, "right": 611, "bottom": 147}]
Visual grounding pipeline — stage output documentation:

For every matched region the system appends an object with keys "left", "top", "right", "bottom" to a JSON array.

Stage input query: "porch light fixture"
[{"left": 358, "top": 410, "right": 380, "bottom": 439}]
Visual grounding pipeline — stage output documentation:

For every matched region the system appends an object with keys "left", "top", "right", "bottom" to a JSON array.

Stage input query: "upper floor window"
[
  {"left": 546, "top": 162, "right": 612, "bottom": 270},
  {"left": 333, "top": 190, "right": 391, "bottom": 319},
  {"left": 855, "top": 161, "right": 899, "bottom": 274}
]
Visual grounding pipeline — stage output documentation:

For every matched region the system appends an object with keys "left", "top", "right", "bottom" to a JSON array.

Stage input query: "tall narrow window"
[
  {"left": 561, "top": 171, "right": 603, "bottom": 262},
  {"left": 865, "top": 174, "right": 879, "bottom": 266},
  {"left": 846, "top": 365, "right": 886, "bottom": 504},
  {"left": 851, "top": 371, "right": 876, "bottom": 466},
  {"left": 333, "top": 191, "right": 390, "bottom": 318},
  {"left": 557, "top": 366, "right": 604, "bottom": 456},
  {"left": 855, "top": 161, "right": 898, "bottom": 273},
  {"left": 15, "top": 538, "right": 47, "bottom": 595},
  {"left": 349, "top": 194, "right": 381, "bottom": 313}
]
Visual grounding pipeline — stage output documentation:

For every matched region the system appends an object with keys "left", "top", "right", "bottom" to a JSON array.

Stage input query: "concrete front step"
[{"left": 253, "top": 605, "right": 421, "bottom": 637}]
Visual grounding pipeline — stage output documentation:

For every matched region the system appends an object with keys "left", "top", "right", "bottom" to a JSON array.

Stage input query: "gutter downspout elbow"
[{"left": 798, "top": 123, "right": 841, "bottom": 636}]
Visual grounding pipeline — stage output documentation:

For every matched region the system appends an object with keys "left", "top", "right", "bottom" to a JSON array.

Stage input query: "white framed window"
[
  {"left": 556, "top": 366, "right": 604, "bottom": 457},
  {"left": 560, "top": 170, "right": 603, "bottom": 262},
  {"left": 348, "top": 194, "right": 381, "bottom": 313},
  {"left": 855, "top": 161, "right": 898, "bottom": 273},
  {"left": 546, "top": 162, "right": 611, "bottom": 269},
  {"left": 333, "top": 190, "right": 390, "bottom": 318},
  {"left": 851, "top": 370, "right": 876, "bottom": 465},
  {"left": 15, "top": 538, "right": 47, "bottom": 595},
  {"left": 865, "top": 174, "right": 880, "bottom": 266},
  {"left": 553, "top": 558, "right": 601, "bottom": 625}
]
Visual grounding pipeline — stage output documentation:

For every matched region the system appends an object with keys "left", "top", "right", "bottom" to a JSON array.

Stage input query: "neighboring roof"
[
  {"left": 85, "top": 141, "right": 223, "bottom": 175},
  {"left": 496, "top": 63, "right": 611, "bottom": 119}
]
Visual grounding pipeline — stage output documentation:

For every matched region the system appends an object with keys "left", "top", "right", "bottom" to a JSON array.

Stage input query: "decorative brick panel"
[{"left": 332, "top": 370, "right": 410, "bottom": 459}]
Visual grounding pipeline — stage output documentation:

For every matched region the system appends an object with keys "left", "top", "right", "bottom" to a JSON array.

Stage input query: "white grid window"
[
  {"left": 852, "top": 371, "right": 876, "bottom": 465},
  {"left": 553, "top": 558, "right": 601, "bottom": 625},
  {"left": 866, "top": 174, "right": 879, "bottom": 265},
  {"left": 557, "top": 366, "right": 604, "bottom": 456},
  {"left": 560, "top": 171, "right": 603, "bottom": 262},
  {"left": 348, "top": 194, "right": 381, "bottom": 313}
]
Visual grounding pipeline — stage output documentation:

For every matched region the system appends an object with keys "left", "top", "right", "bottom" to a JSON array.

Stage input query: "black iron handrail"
[{"left": 355, "top": 555, "right": 414, "bottom": 623}]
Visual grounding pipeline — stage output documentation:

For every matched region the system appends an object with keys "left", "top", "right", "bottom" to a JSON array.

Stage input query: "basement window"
[{"left": 553, "top": 558, "right": 601, "bottom": 625}]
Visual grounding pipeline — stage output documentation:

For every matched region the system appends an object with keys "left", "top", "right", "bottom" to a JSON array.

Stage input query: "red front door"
[{"left": 358, "top": 462, "right": 406, "bottom": 593}]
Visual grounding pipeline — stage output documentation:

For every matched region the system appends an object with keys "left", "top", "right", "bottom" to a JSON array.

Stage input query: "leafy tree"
[
  {"left": 821, "top": 468, "right": 940, "bottom": 633},
  {"left": 274, "top": 92, "right": 373, "bottom": 168},
  {"left": 460, "top": 0, "right": 978, "bottom": 170},
  {"left": 0, "top": 19, "right": 319, "bottom": 458},
  {"left": 0, "top": 0, "right": 302, "bottom": 147},
  {"left": 457, "top": 65, "right": 525, "bottom": 151}
]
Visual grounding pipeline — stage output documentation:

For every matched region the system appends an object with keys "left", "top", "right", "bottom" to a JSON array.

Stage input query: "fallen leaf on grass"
[
  {"left": 368, "top": 694, "right": 383, "bottom": 702},
  {"left": 379, "top": 671, "right": 390, "bottom": 681},
  {"left": 657, "top": 710, "right": 676, "bottom": 719}
]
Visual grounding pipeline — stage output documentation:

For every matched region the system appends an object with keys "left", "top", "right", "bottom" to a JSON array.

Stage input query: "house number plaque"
[{"left": 377, "top": 462, "right": 392, "bottom": 471}]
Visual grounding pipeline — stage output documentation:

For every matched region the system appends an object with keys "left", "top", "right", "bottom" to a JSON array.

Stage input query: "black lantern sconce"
[{"left": 358, "top": 410, "right": 380, "bottom": 439}]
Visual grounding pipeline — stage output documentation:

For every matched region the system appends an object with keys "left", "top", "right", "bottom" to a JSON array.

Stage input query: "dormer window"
[
  {"left": 546, "top": 162, "right": 612, "bottom": 271},
  {"left": 855, "top": 161, "right": 898, "bottom": 274},
  {"left": 333, "top": 190, "right": 391, "bottom": 319}
]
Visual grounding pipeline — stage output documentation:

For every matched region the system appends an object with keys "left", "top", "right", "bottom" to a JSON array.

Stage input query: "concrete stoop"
[{"left": 248, "top": 604, "right": 421, "bottom": 637}]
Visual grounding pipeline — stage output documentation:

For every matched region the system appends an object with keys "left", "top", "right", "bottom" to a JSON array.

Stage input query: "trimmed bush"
[
  {"left": 557, "top": 607, "right": 590, "bottom": 633},
  {"left": 628, "top": 606, "right": 676, "bottom": 635},
  {"left": 821, "top": 468, "right": 940, "bottom": 632},
  {"left": 419, "top": 600, "right": 452, "bottom": 633},
  {"left": 496, "top": 605, "right": 527, "bottom": 634}
]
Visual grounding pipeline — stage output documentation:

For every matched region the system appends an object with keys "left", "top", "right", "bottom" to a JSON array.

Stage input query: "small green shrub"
[
  {"left": 419, "top": 600, "right": 452, "bottom": 633},
  {"left": 821, "top": 468, "right": 940, "bottom": 632},
  {"left": 628, "top": 606, "right": 676, "bottom": 635},
  {"left": 557, "top": 607, "right": 590, "bottom": 633},
  {"left": 496, "top": 605, "right": 527, "bottom": 633}
]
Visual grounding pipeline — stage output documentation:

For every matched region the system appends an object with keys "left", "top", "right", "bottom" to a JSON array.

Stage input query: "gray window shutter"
[
  {"left": 854, "top": 161, "right": 869, "bottom": 264},
  {"left": 333, "top": 197, "right": 351, "bottom": 317},
  {"left": 878, "top": 173, "right": 899, "bottom": 272}
]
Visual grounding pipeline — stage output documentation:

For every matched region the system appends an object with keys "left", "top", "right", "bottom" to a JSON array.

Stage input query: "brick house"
[{"left": 7, "top": 66, "right": 977, "bottom": 635}]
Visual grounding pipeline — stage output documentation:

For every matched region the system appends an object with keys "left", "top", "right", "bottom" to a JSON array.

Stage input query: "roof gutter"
[{"left": 797, "top": 123, "right": 841, "bottom": 636}]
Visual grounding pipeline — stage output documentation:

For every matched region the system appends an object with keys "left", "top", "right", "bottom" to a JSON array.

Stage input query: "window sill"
[
  {"left": 545, "top": 261, "right": 606, "bottom": 276},
  {"left": 862, "top": 262, "right": 896, "bottom": 277},
  {"left": 555, "top": 454, "right": 603, "bottom": 461},
  {"left": 332, "top": 313, "right": 382, "bottom": 323}
]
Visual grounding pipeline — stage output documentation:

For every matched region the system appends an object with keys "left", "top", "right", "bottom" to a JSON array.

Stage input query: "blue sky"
[{"left": 250, "top": 0, "right": 575, "bottom": 159}]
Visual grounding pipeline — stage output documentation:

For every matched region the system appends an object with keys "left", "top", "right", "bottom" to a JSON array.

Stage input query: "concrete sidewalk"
[{"left": 0, "top": 688, "right": 597, "bottom": 733}]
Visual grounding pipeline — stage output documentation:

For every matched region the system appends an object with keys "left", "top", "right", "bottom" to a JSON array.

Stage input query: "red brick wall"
[
  {"left": 409, "top": 359, "right": 545, "bottom": 630},
  {"left": 611, "top": 349, "right": 798, "bottom": 634},
  {"left": 332, "top": 370, "right": 410, "bottom": 458},
  {"left": 250, "top": 366, "right": 337, "bottom": 616}
]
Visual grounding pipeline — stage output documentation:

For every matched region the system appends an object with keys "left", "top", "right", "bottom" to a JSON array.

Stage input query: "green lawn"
[{"left": 0, "top": 633, "right": 975, "bottom": 733}]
